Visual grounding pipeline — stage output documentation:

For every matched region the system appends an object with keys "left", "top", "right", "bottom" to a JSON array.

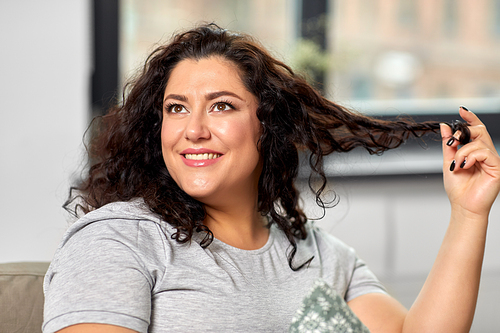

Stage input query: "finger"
[
  {"left": 441, "top": 123, "right": 456, "bottom": 162},
  {"left": 456, "top": 148, "right": 500, "bottom": 176},
  {"left": 446, "top": 130, "right": 462, "bottom": 147},
  {"left": 450, "top": 139, "right": 480, "bottom": 170},
  {"left": 453, "top": 136, "right": 495, "bottom": 164},
  {"left": 467, "top": 124, "right": 495, "bottom": 148},
  {"left": 456, "top": 122, "right": 497, "bottom": 153},
  {"left": 455, "top": 106, "right": 495, "bottom": 149},
  {"left": 459, "top": 106, "right": 484, "bottom": 127},
  {"left": 440, "top": 122, "right": 453, "bottom": 139}
]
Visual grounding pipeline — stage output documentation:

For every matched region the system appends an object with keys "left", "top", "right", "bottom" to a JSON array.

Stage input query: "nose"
[{"left": 184, "top": 109, "right": 211, "bottom": 141}]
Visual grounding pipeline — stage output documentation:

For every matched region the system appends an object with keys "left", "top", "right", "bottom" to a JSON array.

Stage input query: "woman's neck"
[{"left": 203, "top": 204, "right": 269, "bottom": 250}]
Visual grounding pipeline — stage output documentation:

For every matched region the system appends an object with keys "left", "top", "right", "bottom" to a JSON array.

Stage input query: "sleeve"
[
  {"left": 312, "top": 226, "right": 387, "bottom": 302},
  {"left": 344, "top": 255, "right": 387, "bottom": 302},
  {"left": 42, "top": 218, "right": 167, "bottom": 333}
]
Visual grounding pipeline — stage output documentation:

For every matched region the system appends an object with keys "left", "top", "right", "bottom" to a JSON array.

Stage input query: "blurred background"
[{"left": 1, "top": 0, "right": 499, "bottom": 331}]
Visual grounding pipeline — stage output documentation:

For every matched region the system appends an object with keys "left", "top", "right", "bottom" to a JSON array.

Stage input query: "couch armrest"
[{"left": 0, "top": 262, "right": 50, "bottom": 333}]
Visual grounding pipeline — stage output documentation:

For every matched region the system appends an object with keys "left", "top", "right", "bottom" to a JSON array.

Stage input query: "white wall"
[
  {"left": 0, "top": 0, "right": 90, "bottom": 263},
  {"left": 299, "top": 175, "right": 500, "bottom": 279}
]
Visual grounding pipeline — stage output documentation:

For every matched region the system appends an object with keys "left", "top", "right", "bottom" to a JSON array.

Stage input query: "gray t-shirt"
[{"left": 43, "top": 200, "right": 385, "bottom": 333}]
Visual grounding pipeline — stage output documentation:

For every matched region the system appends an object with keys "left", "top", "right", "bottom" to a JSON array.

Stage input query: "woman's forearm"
[{"left": 403, "top": 211, "right": 488, "bottom": 333}]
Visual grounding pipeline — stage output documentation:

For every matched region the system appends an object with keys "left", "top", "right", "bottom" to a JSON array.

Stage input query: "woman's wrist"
[{"left": 449, "top": 205, "right": 489, "bottom": 228}]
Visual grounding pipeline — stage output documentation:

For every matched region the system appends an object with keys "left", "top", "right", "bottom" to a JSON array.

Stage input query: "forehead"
[{"left": 165, "top": 57, "right": 245, "bottom": 92}]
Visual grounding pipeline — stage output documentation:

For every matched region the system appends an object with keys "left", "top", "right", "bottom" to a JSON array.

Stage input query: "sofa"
[{"left": 0, "top": 262, "right": 50, "bottom": 333}]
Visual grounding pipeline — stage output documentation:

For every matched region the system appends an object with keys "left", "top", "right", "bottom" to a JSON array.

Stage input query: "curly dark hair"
[{"left": 66, "top": 23, "right": 469, "bottom": 270}]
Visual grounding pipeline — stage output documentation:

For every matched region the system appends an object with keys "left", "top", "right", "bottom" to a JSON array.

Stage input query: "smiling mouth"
[{"left": 183, "top": 153, "right": 222, "bottom": 160}]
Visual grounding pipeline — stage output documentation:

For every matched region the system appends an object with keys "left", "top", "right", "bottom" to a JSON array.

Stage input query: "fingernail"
[
  {"left": 450, "top": 160, "right": 456, "bottom": 171},
  {"left": 460, "top": 159, "right": 467, "bottom": 168},
  {"left": 446, "top": 137, "right": 455, "bottom": 146},
  {"left": 460, "top": 105, "right": 470, "bottom": 111}
]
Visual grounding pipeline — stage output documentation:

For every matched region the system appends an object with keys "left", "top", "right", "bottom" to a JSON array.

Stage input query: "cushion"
[
  {"left": 290, "top": 278, "right": 370, "bottom": 333},
  {"left": 0, "top": 262, "right": 50, "bottom": 333}
]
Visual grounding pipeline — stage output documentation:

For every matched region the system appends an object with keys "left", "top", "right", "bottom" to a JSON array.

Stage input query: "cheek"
[
  {"left": 160, "top": 120, "right": 179, "bottom": 167},
  {"left": 216, "top": 117, "right": 261, "bottom": 148},
  {"left": 160, "top": 122, "right": 169, "bottom": 156},
  {"left": 160, "top": 125, "right": 183, "bottom": 187}
]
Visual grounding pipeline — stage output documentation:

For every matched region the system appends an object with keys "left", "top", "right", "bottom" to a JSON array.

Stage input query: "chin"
[{"left": 179, "top": 184, "right": 216, "bottom": 202}]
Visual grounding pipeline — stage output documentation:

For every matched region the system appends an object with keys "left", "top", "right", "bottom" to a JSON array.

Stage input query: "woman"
[{"left": 43, "top": 24, "right": 500, "bottom": 332}]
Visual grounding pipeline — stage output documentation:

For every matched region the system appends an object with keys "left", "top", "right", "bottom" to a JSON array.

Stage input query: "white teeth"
[{"left": 184, "top": 153, "right": 221, "bottom": 160}]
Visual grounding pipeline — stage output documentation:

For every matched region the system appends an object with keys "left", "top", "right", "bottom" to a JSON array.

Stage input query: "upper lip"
[{"left": 180, "top": 148, "right": 224, "bottom": 155}]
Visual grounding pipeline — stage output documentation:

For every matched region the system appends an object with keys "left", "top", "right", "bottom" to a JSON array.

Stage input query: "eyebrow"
[
  {"left": 163, "top": 90, "right": 244, "bottom": 103},
  {"left": 163, "top": 94, "right": 187, "bottom": 103}
]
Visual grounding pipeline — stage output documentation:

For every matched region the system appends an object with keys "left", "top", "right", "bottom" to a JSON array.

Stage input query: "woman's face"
[{"left": 161, "top": 57, "right": 262, "bottom": 206}]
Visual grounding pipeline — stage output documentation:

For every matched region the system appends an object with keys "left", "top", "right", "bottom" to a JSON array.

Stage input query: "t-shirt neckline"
[{"left": 206, "top": 224, "right": 277, "bottom": 255}]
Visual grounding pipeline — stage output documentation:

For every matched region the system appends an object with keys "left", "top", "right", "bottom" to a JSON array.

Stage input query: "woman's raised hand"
[
  {"left": 440, "top": 106, "right": 500, "bottom": 218},
  {"left": 389, "top": 108, "right": 500, "bottom": 333}
]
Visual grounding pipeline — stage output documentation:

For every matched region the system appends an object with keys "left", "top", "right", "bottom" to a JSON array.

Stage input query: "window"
[
  {"left": 328, "top": 0, "right": 500, "bottom": 118},
  {"left": 114, "top": 0, "right": 500, "bottom": 175},
  {"left": 443, "top": 0, "right": 458, "bottom": 37},
  {"left": 493, "top": 0, "right": 500, "bottom": 36},
  {"left": 398, "top": 0, "right": 417, "bottom": 31}
]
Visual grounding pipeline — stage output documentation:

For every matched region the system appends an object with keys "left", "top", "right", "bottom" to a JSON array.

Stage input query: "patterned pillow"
[{"left": 290, "top": 278, "right": 370, "bottom": 333}]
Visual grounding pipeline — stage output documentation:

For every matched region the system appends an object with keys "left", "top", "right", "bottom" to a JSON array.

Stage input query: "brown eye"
[
  {"left": 168, "top": 104, "right": 187, "bottom": 113},
  {"left": 214, "top": 102, "right": 232, "bottom": 112}
]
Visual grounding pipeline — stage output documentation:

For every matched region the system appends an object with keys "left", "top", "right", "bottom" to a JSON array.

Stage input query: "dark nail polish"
[
  {"left": 446, "top": 138, "right": 455, "bottom": 146},
  {"left": 460, "top": 105, "right": 470, "bottom": 111},
  {"left": 450, "top": 160, "right": 456, "bottom": 171},
  {"left": 460, "top": 159, "right": 467, "bottom": 168}
]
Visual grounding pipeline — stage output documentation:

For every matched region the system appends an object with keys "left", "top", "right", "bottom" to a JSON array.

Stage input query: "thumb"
[{"left": 440, "top": 122, "right": 456, "bottom": 163}]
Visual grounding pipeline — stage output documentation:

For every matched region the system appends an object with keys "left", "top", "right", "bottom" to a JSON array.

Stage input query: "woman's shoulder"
[
  {"left": 305, "top": 224, "right": 353, "bottom": 247},
  {"left": 53, "top": 199, "right": 176, "bottom": 264},
  {"left": 62, "top": 199, "right": 164, "bottom": 241},
  {"left": 304, "top": 223, "right": 357, "bottom": 259},
  {"left": 47, "top": 199, "right": 174, "bottom": 289},
  {"left": 77, "top": 198, "right": 160, "bottom": 224},
  {"left": 44, "top": 199, "right": 169, "bottom": 333}
]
